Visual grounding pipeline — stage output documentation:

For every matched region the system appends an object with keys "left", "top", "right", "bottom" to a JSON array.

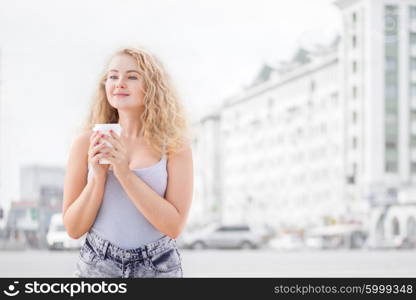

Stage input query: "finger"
[
  {"left": 93, "top": 141, "right": 108, "bottom": 151},
  {"left": 90, "top": 131, "right": 100, "bottom": 143},
  {"left": 90, "top": 131, "right": 97, "bottom": 141},
  {"left": 107, "top": 130, "right": 123, "bottom": 149},
  {"left": 91, "top": 153, "right": 106, "bottom": 165},
  {"left": 101, "top": 136, "right": 115, "bottom": 149},
  {"left": 94, "top": 153, "right": 109, "bottom": 165},
  {"left": 91, "top": 132, "right": 103, "bottom": 147},
  {"left": 103, "top": 147, "right": 117, "bottom": 157},
  {"left": 94, "top": 142, "right": 108, "bottom": 154},
  {"left": 109, "top": 129, "right": 120, "bottom": 137},
  {"left": 102, "top": 152, "right": 114, "bottom": 163},
  {"left": 95, "top": 132, "right": 107, "bottom": 146},
  {"left": 90, "top": 143, "right": 107, "bottom": 158}
]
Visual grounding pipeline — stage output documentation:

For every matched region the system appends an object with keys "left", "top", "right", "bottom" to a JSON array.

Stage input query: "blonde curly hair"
[{"left": 82, "top": 47, "right": 192, "bottom": 157}]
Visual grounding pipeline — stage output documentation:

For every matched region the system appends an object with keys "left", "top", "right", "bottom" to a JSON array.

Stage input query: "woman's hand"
[
  {"left": 100, "top": 130, "right": 131, "bottom": 179},
  {"left": 88, "top": 131, "right": 110, "bottom": 179}
]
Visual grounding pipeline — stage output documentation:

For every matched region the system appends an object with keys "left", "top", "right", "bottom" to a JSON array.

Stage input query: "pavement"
[{"left": 0, "top": 248, "right": 415, "bottom": 277}]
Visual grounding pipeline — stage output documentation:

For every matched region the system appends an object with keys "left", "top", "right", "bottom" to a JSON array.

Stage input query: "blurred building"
[
  {"left": 220, "top": 42, "right": 343, "bottom": 229},
  {"left": 191, "top": 110, "right": 223, "bottom": 228},
  {"left": 193, "top": 0, "right": 416, "bottom": 244},
  {"left": 6, "top": 165, "right": 65, "bottom": 248},
  {"left": 0, "top": 48, "right": 4, "bottom": 230},
  {"left": 336, "top": 0, "right": 416, "bottom": 247}
]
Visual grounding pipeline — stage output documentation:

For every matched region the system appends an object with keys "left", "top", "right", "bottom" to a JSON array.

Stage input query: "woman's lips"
[{"left": 113, "top": 94, "right": 129, "bottom": 97}]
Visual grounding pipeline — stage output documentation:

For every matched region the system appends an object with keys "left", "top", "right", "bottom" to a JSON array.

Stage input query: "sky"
[{"left": 0, "top": 0, "right": 341, "bottom": 203}]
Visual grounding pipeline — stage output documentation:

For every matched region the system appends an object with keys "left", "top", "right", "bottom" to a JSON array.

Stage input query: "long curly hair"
[{"left": 81, "top": 47, "right": 192, "bottom": 157}]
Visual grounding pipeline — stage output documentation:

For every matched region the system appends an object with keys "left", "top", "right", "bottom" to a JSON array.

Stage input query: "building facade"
[
  {"left": 0, "top": 48, "right": 4, "bottom": 229},
  {"left": 191, "top": 111, "right": 223, "bottom": 228},
  {"left": 194, "top": 0, "right": 416, "bottom": 244},
  {"left": 220, "top": 45, "right": 344, "bottom": 229},
  {"left": 337, "top": 0, "right": 416, "bottom": 246},
  {"left": 6, "top": 165, "right": 65, "bottom": 248}
]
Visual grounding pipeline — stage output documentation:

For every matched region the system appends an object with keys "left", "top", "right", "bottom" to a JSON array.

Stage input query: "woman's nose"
[{"left": 116, "top": 77, "right": 126, "bottom": 88}]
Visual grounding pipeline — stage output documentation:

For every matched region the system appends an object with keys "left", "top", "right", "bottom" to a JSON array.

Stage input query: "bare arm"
[{"left": 62, "top": 131, "right": 108, "bottom": 239}]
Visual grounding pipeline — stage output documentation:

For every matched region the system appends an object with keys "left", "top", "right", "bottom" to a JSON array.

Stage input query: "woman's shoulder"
[
  {"left": 77, "top": 129, "right": 93, "bottom": 141},
  {"left": 167, "top": 143, "right": 192, "bottom": 161},
  {"left": 71, "top": 130, "right": 93, "bottom": 151},
  {"left": 66, "top": 130, "right": 93, "bottom": 169}
]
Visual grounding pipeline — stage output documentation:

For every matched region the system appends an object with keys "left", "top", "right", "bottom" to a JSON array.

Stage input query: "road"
[{"left": 0, "top": 248, "right": 414, "bottom": 277}]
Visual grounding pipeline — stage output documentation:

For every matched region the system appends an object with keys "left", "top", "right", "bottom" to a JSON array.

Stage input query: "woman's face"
[{"left": 105, "top": 54, "right": 145, "bottom": 110}]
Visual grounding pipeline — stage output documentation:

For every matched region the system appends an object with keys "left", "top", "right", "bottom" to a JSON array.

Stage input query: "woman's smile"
[{"left": 113, "top": 93, "right": 130, "bottom": 97}]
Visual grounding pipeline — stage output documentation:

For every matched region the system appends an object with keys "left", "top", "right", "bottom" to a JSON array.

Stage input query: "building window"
[
  {"left": 410, "top": 6, "right": 416, "bottom": 21},
  {"left": 386, "top": 44, "right": 399, "bottom": 58},
  {"left": 352, "top": 12, "right": 357, "bottom": 24},
  {"left": 352, "top": 60, "right": 357, "bottom": 73},
  {"left": 411, "top": 58, "right": 416, "bottom": 71},
  {"left": 385, "top": 129, "right": 398, "bottom": 173},
  {"left": 386, "top": 70, "right": 398, "bottom": 85},
  {"left": 392, "top": 217, "right": 400, "bottom": 236},
  {"left": 411, "top": 33, "right": 416, "bottom": 46},
  {"left": 352, "top": 111, "right": 358, "bottom": 124},
  {"left": 386, "top": 114, "right": 397, "bottom": 123},
  {"left": 310, "top": 80, "right": 315, "bottom": 93},
  {"left": 386, "top": 58, "right": 397, "bottom": 72},
  {"left": 385, "top": 123, "right": 398, "bottom": 135},
  {"left": 352, "top": 137, "right": 358, "bottom": 149},
  {"left": 385, "top": 84, "right": 397, "bottom": 99},
  {"left": 411, "top": 84, "right": 416, "bottom": 97},
  {"left": 386, "top": 140, "right": 397, "bottom": 149},
  {"left": 386, "top": 150, "right": 398, "bottom": 161},
  {"left": 352, "top": 85, "right": 358, "bottom": 99},
  {"left": 386, "top": 99, "right": 397, "bottom": 113},
  {"left": 352, "top": 35, "right": 357, "bottom": 48},
  {"left": 385, "top": 6, "right": 398, "bottom": 29},
  {"left": 386, "top": 161, "right": 398, "bottom": 173},
  {"left": 331, "top": 92, "right": 338, "bottom": 106}
]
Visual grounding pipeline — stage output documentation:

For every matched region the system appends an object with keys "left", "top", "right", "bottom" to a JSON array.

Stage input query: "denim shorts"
[{"left": 73, "top": 229, "right": 183, "bottom": 278}]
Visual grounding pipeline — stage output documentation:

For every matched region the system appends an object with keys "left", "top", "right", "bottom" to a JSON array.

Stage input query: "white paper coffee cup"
[{"left": 93, "top": 123, "right": 122, "bottom": 164}]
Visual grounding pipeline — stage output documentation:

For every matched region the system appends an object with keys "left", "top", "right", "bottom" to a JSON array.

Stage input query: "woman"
[{"left": 62, "top": 47, "right": 193, "bottom": 278}]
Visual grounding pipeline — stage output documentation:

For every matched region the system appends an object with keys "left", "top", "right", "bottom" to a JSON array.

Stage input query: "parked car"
[
  {"left": 178, "top": 224, "right": 269, "bottom": 250},
  {"left": 46, "top": 213, "right": 85, "bottom": 250}
]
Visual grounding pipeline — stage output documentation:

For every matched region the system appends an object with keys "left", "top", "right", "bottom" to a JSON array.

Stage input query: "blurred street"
[
  {"left": 2, "top": 1, "right": 416, "bottom": 278},
  {"left": 0, "top": 249, "right": 415, "bottom": 277}
]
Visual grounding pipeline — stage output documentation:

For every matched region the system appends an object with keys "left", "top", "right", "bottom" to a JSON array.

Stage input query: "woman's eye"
[
  {"left": 109, "top": 75, "right": 118, "bottom": 80},
  {"left": 128, "top": 76, "right": 138, "bottom": 80}
]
